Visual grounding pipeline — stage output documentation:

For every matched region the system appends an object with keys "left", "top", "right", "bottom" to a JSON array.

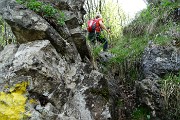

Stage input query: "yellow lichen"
[
  {"left": 29, "top": 98, "right": 37, "bottom": 104},
  {"left": 0, "top": 82, "right": 29, "bottom": 120}
]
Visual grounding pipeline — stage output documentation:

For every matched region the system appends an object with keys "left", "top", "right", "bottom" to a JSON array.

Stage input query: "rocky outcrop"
[
  {"left": 0, "top": 40, "right": 111, "bottom": 120},
  {"left": 0, "top": 0, "right": 92, "bottom": 62},
  {"left": 38, "top": 0, "right": 91, "bottom": 62},
  {"left": 136, "top": 42, "right": 180, "bottom": 118},
  {"left": 142, "top": 43, "right": 180, "bottom": 78}
]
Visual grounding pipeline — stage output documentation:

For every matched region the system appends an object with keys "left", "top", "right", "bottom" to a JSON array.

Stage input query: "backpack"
[{"left": 87, "top": 19, "right": 96, "bottom": 32}]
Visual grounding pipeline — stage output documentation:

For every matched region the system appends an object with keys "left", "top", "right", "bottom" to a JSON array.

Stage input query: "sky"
[{"left": 118, "top": 0, "right": 147, "bottom": 19}]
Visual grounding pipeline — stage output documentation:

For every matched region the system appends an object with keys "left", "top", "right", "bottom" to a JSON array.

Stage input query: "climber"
[{"left": 87, "top": 13, "right": 110, "bottom": 51}]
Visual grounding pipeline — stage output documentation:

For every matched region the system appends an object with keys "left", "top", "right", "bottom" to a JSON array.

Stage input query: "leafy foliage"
[{"left": 16, "top": 0, "right": 65, "bottom": 25}]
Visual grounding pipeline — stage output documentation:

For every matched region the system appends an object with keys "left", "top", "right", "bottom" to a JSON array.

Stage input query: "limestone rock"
[
  {"left": 142, "top": 43, "right": 180, "bottom": 78},
  {"left": 136, "top": 43, "right": 180, "bottom": 118},
  {"left": 0, "top": 0, "right": 92, "bottom": 63},
  {"left": 0, "top": 40, "right": 110, "bottom": 120}
]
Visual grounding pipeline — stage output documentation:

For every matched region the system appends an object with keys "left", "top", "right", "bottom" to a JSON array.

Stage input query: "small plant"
[
  {"left": 42, "top": 4, "right": 57, "bottom": 17},
  {"left": 26, "top": 0, "right": 43, "bottom": 12},
  {"left": 132, "top": 106, "right": 151, "bottom": 120},
  {"left": 57, "top": 11, "right": 65, "bottom": 25}
]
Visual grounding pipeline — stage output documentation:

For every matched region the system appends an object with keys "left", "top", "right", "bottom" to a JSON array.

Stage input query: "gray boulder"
[
  {"left": 142, "top": 43, "right": 180, "bottom": 78},
  {"left": 136, "top": 42, "right": 180, "bottom": 118}
]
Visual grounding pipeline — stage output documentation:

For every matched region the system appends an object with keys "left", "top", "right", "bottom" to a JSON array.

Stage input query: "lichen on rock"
[{"left": 0, "top": 82, "right": 29, "bottom": 120}]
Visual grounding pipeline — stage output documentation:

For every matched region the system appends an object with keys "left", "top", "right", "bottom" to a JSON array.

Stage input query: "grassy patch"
[
  {"left": 160, "top": 73, "right": 180, "bottom": 119},
  {"left": 107, "top": 1, "right": 179, "bottom": 65}
]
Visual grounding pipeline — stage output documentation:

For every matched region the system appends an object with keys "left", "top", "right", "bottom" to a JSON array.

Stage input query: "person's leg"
[
  {"left": 96, "top": 32, "right": 100, "bottom": 42},
  {"left": 88, "top": 32, "right": 96, "bottom": 45},
  {"left": 96, "top": 33, "right": 108, "bottom": 51},
  {"left": 102, "top": 38, "right": 108, "bottom": 51}
]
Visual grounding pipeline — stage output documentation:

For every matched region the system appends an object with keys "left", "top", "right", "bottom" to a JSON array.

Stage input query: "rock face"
[
  {"left": 0, "top": 40, "right": 111, "bottom": 120},
  {"left": 0, "top": 0, "right": 92, "bottom": 62},
  {"left": 142, "top": 43, "right": 180, "bottom": 78},
  {"left": 136, "top": 42, "right": 180, "bottom": 118}
]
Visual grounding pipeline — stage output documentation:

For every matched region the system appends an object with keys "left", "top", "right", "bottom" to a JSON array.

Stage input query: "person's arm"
[{"left": 99, "top": 20, "right": 110, "bottom": 33}]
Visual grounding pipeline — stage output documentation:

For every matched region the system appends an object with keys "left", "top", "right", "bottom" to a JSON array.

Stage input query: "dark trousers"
[{"left": 88, "top": 32, "right": 108, "bottom": 51}]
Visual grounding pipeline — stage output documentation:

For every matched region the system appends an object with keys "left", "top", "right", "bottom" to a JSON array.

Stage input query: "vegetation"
[
  {"left": 109, "top": 1, "right": 179, "bottom": 119},
  {"left": 0, "top": 17, "right": 4, "bottom": 45},
  {"left": 160, "top": 73, "right": 180, "bottom": 119},
  {"left": 109, "top": 0, "right": 179, "bottom": 64},
  {"left": 0, "top": 17, "right": 15, "bottom": 46},
  {"left": 16, "top": 0, "right": 65, "bottom": 25},
  {"left": 132, "top": 106, "right": 151, "bottom": 120}
]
